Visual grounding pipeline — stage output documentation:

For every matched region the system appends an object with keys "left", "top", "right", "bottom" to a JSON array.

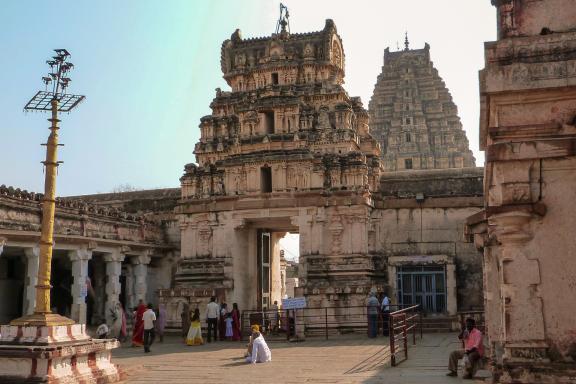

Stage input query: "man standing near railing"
[
  {"left": 366, "top": 292, "right": 380, "bottom": 338},
  {"left": 381, "top": 292, "right": 390, "bottom": 336},
  {"left": 446, "top": 318, "right": 484, "bottom": 379}
]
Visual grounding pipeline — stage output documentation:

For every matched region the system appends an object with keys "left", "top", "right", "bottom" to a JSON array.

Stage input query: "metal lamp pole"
[{"left": 11, "top": 49, "right": 85, "bottom": 326}]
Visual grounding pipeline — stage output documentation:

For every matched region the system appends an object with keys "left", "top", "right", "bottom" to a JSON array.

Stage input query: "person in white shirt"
[
  {"left": 206, "top": 296, "right": 220, "bottom": 343},
  {"left": 381, "top": 293, "right": 391, "bottom": 336},
  {"left": 245, "top": 331, "right": 271, "bottom": 364},
  {"left": 142, "top": 303, "right": 157, "bottom": 353}
]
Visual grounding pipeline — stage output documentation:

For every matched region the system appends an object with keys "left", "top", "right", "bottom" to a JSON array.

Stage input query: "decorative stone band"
[
  {"left": 158, "top": 287, "right": 225, "bottom": 298},
  {"left": 0, "top": 337, "right": 120, "bottom": 383},
  {"left": 0, "top": 323, "right": 91, "bottom": 345}
]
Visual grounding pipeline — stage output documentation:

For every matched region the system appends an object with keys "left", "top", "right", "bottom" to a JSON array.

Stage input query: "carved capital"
[
  {"left": 24, "top": 247, "right": 40, "bottom": 259},
  {"left": 131, "top": 252, "right": 152, "bottom": 265},
  {"left": 68, "top": 247, "right": 93, "bottom": 262},
  {"left": 103, "top": 251, "right": 125, "bottom": 263},
  {"left": 488, "top": 211, "right": 534, "bottom": 245}
]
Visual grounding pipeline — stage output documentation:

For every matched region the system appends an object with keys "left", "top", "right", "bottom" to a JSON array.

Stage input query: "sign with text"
[{"left": 282, "top": 297, "right": 307, "bottom": 310}]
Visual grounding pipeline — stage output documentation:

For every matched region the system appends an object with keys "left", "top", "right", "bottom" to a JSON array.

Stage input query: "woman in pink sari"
[
  {"left": 231, "top": 302, "right": 241, "bottom": 341},
  {"left": 132, "top": 301, "right": 146, "bottom": 347}
]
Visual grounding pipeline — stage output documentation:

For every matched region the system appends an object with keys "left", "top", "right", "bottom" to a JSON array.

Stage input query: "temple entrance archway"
[{"left": 256, "top": 229, "right": 297, "bottom": 311}]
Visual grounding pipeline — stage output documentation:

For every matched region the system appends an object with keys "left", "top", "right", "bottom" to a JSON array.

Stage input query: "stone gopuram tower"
[
  {"left": 166, "top": 19, "right": 382, "bottom": 317},
  {"left": 368, "top": 41, "right": 476, "bottom": 171}
]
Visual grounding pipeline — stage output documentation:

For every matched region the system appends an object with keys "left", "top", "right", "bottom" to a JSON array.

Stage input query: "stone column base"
[
  {"left": 496, "top": 362, "right": 576, "bottom": 384},
  {"left": 0, "top": 324, "right": 121, "bottom": 383}
]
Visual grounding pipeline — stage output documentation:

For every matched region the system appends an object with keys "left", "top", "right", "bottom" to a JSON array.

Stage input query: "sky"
[{"left": 0, "top": 1, "right": 496, "bottom": 197}]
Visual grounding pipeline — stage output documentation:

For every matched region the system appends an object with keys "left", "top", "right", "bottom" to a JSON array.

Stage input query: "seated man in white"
[{"left": 245, "top": 330, "right": 271, "bottom": 364}]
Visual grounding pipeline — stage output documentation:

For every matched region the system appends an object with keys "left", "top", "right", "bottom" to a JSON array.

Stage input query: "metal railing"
[
  {"left": 389, "top": 304, "right": 422, "bottom": 367},
  {"left": 239, "top": 304, "right": 419, "bottom": 341}
]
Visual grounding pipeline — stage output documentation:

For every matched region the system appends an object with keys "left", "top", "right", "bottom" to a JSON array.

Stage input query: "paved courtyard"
[{"left": 113, "top": 333, "right": 487, "bottom": 383}]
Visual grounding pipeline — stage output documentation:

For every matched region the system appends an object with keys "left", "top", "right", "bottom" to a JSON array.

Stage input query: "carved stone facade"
[
  {"left": 169, "top": 20, "right": 485, "bottom": 326},
  {"left": 0, "top": 186, "right": 177, "bottom": 326},
  {"left": 468, "top": 1, "right": 576, "bottom": 382},
  {"left": 369, "top": 43, "right": 476, "bottom": 171},
  {"left": 1, "top": 19, "right": 489, "bottom": 338},
  {"left": 174, "top": 19, "right": 383, "bottom": 314}
]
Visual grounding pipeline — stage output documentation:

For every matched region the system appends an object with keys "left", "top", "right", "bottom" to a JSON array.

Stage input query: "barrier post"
[
  {"left": 389, "top": 314, "right": 396, "bottom": 367},
  {"left": 402, "top": 314, "right": 408, "bottom": 361}
]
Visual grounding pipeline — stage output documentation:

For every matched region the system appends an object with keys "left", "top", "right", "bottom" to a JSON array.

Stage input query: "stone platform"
[{"left": 0, "top": 324, "right": 121, "bottom": 383}]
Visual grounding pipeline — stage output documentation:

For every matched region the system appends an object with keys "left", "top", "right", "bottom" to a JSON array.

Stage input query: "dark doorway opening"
[
  {"left": 261, "top": 166, "right": 272, "bottom": 193},
  {"left": 265, "top": 111, "right": 275, "bottom": 134},
  {"left": 0, "top": 252, "right": 25, "bottom": 323},
  {"left": 50, "top": 254, "right": 72, "bottom": 317}
]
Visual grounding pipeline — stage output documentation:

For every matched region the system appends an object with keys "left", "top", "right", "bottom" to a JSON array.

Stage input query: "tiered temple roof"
[{"left": 368, "top": 43, "right": 475, "bottom": 171}]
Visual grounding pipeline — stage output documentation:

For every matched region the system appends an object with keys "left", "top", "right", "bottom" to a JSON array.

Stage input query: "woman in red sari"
[
  {"left": 132, "top": 301, "right": 146, "bottom": 347},
  {"left": 231, "top": 302, "right": 241, "bottom": 341}
]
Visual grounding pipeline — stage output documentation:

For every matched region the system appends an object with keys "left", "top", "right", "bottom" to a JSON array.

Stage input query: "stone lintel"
[
  {"left": 375, "top": 196, "right": 483, "bottom": 209},
  {"left": 178, "top": 191, "right": 373, "bottom": 214},
  {"left": 486, "top": 202, "right": 546, "bottom": 219},
  {"left": 487, "top": 137, "right": 576, "bottom": 162}
]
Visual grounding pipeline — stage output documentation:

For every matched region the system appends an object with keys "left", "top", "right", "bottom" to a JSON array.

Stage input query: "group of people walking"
[
  {"left": 182, "top": 297, "right": 242, "bottom": 345},
  {"left": 95, "top": 296, "right": 273, "bottom": 365},
  {"left": 131, "top": 300, "right": 167, "bottom": 353},
  {"left": 96, "top": 299, "right": 168, "bottom": 354}
]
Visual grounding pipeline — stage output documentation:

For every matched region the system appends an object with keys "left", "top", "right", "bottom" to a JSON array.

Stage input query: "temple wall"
[
  {"left": 371, "top": 204, "right": 483, "bottom": 313},
  {"left": 476, "top": 1, "right": 576, "bottom": 380}
]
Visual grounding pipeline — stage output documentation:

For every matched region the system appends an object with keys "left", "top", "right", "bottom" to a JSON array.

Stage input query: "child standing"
[{"left": 225, "top": 312, "right": 234, "bottom": 340}]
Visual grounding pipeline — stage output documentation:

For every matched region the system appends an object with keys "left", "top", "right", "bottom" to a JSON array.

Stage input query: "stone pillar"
[
  {"left": 124, "top": 264, "right": 134, "bottom": 312},
  {"left": 489, "top": 211, "right": 548, "bottom": 367},
  {"left": 69, "top": 248, "right": 92, "bottom": 324},
  {"left": 103, "top": 251, "right": 125, "bottom": 326},
  {"left": 23, "top": 247, "right": 39, "bottom": 315},
  {"left": 131, "top": 253, "right": 151, "bottom": 305},
  {"left": 445, "top": 262, "right": 457, "bottom": 316},
  {"left": 0, "top": 237, "right": 6, "bottom": 256}
]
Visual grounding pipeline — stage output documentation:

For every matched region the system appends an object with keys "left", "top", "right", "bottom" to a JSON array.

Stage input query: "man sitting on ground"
[
  {"left": 447, "top": 318, "right": 484, "bottom": 379},
  {"left": 246, "top": 329, "right": 271, "bottom": 364},
  {"left": 245, "top": 324, "right": 260, "bottom": 357}
]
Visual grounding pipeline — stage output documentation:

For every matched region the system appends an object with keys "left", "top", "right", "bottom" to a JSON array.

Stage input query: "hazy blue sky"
[{"left": 0, "top": 1, "right": 496, "bottom": 196}]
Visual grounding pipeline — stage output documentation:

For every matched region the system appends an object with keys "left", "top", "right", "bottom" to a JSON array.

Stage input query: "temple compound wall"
[
  {"left": 0, "top": 185, "right": 177, "bottom": 326},
  {"left": 467, "top": 1, "right": 576, "bottom": 382},
  {"left": 376, "top": 168, "right": 484, "bottom": 314}
]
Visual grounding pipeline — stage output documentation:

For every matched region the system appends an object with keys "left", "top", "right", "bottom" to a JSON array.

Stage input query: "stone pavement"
[{"left": 113, "top": 333, "right": 486, "bottom": 383}]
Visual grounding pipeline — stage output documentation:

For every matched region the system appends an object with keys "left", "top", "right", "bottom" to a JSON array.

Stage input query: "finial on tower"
[
  {"left": 404, "top": 31, "right": 409, "bottom": 51},
  {"left": 275, "top": 3, "right": 290, "bottom": 36}
]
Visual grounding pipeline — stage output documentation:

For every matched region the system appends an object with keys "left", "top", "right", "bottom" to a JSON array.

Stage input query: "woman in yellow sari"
[{"left": 186, "top": 308, "right": 203, "bottom": 346}]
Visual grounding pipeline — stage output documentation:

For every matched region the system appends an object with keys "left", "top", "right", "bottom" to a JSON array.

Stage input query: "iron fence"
[
  {"left": 388, "top": 304, "right": 422, "bottom": 366},
  {"left": 239, "top": 304, "right": 420, "bottom": 342}
]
